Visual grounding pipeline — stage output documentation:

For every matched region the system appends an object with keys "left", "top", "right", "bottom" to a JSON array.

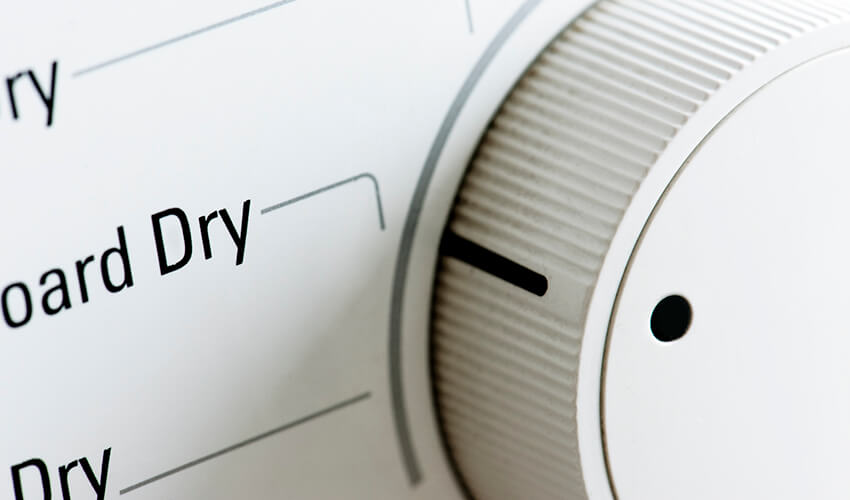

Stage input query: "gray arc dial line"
[{"left": 387, "top": 0, "right": 542, "bottom": 486}]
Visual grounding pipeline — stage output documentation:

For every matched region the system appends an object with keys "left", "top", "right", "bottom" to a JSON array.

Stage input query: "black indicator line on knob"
[
  {"left": 389, "top": 0, "right": 543, "bottom": 484},
  {"left": 441, "top": 231, "right": 548, "bottom": 296}
]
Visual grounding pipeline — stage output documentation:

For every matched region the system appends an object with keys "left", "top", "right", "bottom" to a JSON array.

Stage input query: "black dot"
[{"left": 650, "top": 295, "right": 692, "bottom": 342}]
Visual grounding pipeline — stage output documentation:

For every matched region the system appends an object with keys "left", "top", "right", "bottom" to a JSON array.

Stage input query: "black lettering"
[
  {"left": 11, "top": 458, "right": 51, "bottom": 500},
  {"left": 152, "top": 208, "right": 193, "bottom": 275},
  {"left": 75, "top": 256, "right": 95, "bottom": 304},
  {"left": 57, "top": 460, "right": 77, "bottom": 500},
  {"left": 39, "top": 269, "right": 71, "bottom": 315},
  {"left": 198, "top": 211, "right": 219, "bottom": 260},
  {"left": 6, "top": 72, "right": 24, "bottom": 120},
  {"left": 2, "top": 283, "right": 32, "bottom": 328},
  {"left": 27, "top": 61, "right": 58, "bottom": 127},
  {"left": 100, "top": 226, "right": 133, "bottom": 293},
  {"left": 79, "top": 448, "right": 110, "bottom": 500},
  {"left": 219, "top": 200, "right": 251, "bottom": 266}
]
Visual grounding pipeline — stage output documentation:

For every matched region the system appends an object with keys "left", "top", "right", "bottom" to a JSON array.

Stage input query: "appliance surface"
[{"left": 4, "top": 1, "right": 850, "bottom": 499}]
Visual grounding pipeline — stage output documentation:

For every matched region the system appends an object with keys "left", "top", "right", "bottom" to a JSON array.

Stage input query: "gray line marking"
[
  {"left": 260, "top": 172, "right": 385, "bottom": 230},
  {"left": 388, "top": 0, "right": 542, "bottom": 485},
  {"left": 119, "top": 392, "right": 371, "bottom": 495},
  {"left": 73, "top": 0, "right": 297, "bottom": 77},
  {"left": 464, "top": 0, "right": 475, "bottom": 33}
]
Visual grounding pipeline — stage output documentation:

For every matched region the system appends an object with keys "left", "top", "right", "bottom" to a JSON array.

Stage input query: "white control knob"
[{"left": 431, "top": 1, "right": 850, "bottom": 499}]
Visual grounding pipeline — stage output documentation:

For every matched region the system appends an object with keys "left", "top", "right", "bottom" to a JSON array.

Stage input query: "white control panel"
[
  {"left": 1, "top": 1, "right": 564, "bottom": 498},
  {"left": 7, "top": 1, "right": 850, "bottom": 499}
]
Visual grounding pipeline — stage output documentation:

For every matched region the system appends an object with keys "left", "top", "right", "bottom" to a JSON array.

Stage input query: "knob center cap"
[{"left": 604, "top": 48, "right": 850, "bottom": 500}]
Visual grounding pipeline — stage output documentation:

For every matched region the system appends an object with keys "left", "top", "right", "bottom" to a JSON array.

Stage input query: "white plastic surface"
[
  {"left": 604, "top": 47, "right": 850, "bottom": 500},
  {"left": 0, "top": 1, "right": 560, "bottom": 498},
  {"left": 431, "top": 3, "right": 850, "bottom": 499},
  {"left": 12, "top": 1, "right": 850, "bottom": 498}
]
